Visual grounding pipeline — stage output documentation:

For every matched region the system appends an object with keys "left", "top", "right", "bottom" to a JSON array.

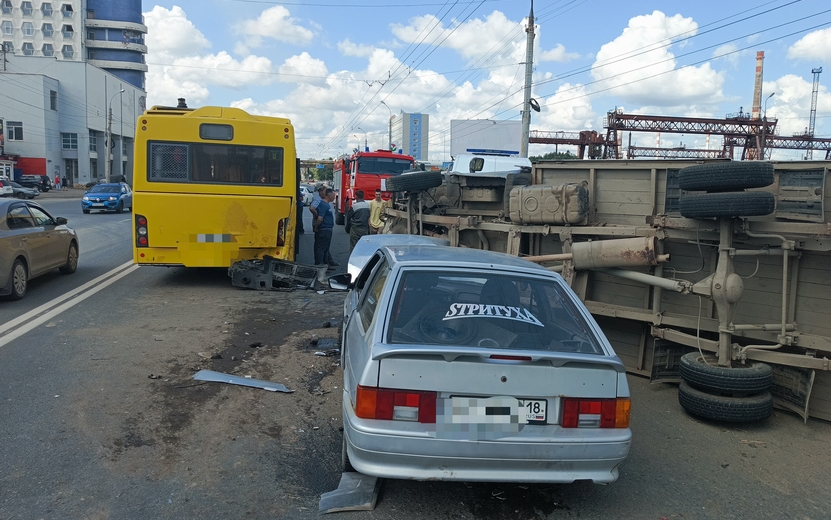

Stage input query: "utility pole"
[
  {"left": 520, "top": 1, "right": 535, "bottom": 158},
  {"left": 105, "top": 88, "right": 124, "bottom": 183}
]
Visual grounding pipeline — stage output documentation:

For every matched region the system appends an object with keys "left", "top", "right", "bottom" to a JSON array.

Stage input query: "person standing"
[
  {"left": 55, "top": 174, "right": 61, "bottom": 191},
  {"left": 368, "top": 189, "right": 389, "bottom": 234},
  {"left": 309, "top": 183, "right": 338, "bottom": 266},
  {"left": 344, "top": 189, "right": 370, "bottom": 251},
  {"left": 313, "top": 189, "right": 336, "bottom": 267}
]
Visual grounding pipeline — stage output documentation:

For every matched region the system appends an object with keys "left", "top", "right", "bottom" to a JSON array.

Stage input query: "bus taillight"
[
  {"left": 276, "top": 218, "right": 287, "bottom": 246},
  {"left": 135, "top": 214, "right": 149, "bottom": 247}
]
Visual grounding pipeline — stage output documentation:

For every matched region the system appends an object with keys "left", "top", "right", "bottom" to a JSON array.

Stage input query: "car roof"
[{"left": 379, "top": 245, "right": 548, "bottom": 273}]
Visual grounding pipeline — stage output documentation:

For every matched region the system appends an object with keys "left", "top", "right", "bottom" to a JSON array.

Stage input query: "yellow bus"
[{"left": 132, "top": 105, "right": 299, "bottom": 267}]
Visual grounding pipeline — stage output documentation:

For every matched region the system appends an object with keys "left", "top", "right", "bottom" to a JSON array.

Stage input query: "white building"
[
  {"left": 391, "top": 111, "right": 429, "bottom": 161},
  {"left": 0, "top": 0, "right": 146, "bottom": 184}
]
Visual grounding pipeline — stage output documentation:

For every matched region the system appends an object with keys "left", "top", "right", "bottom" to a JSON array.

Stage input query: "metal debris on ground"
[
  {"left": 311, "top": 338, "right": 339, "bottom": 350},
  {"left": 229, "top": 255, "right": 328, "bottom": 291},
  {"left": 318, "top": 472, "right": 381, "bottom": 514},
  {"left": 192, "top": 369, "right": 294, "bottom": 393},
  {"left": 314, "top": 349, "right": 340, "bottom": 357}
]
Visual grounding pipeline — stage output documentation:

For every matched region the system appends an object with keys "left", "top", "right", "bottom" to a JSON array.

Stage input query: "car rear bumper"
[{"left": 342, "top": 394, "right": 631, "bottom": 484}]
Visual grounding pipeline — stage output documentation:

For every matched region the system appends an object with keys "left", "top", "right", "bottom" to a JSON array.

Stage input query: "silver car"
[
  {"left": 0, "top": 200, "right": 79, "bottom": 300},
  {"left": 333, "top": 243, "right": 632, "bottom": 484}
]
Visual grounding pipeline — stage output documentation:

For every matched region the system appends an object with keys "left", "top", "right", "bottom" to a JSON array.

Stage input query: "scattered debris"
[
  {"left": 311, "top": 338, "right": 339, "bottom": 350},
  {"left": 315, "top": 349, "right": 340, "bottom": 357},
  {"left": 210, "top": 353, "right": 223, "bottom": 360},
  {"left": 229, "top": 256, "right": 327, "bottom": 291},
  {"left": 192, "top": 369, "right": 294, "bottom": 393},
  {"left": 148, "top": 374, "right": 162, "bottom": 380},
  {"left": 319, "top": 472, "right": 381, "bottom": 514},
  {"left": 249, "top": 342, "right": 263, "bottom": 348}
]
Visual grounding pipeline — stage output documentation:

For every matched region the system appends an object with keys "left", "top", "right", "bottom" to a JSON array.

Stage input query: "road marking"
[{"left": 0, "top": 261, "right": 139, "bottom": 347}]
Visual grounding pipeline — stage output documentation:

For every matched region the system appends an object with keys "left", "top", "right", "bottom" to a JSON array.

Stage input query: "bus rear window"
[
  {"left": 356, "top": 157, "right": 413, "bottom": 175},
  {"left": 148, "top": 141, "right": 283, "bottom": 185}
]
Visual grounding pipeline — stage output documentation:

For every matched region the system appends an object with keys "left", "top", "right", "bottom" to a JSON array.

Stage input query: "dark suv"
[{"left": 17, "top": 175, "right": 51, "bottom": 192}]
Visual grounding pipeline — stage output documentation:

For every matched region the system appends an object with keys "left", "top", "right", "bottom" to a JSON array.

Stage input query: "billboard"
[{"left": 450, "top": 120, "right": 521, "bottom": 157}]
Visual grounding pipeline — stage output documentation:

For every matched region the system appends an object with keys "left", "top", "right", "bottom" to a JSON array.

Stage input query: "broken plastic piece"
[
  {"left": 318, "top": 472, "right": 381, "bottom": 514},
  {"left": 192, "top": 369, "right": 294, "bottom": 393}
]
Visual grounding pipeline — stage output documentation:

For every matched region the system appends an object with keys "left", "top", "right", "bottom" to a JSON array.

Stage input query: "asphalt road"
[{"left": 1, "top": 197, "right": 830, "bottom": 519}]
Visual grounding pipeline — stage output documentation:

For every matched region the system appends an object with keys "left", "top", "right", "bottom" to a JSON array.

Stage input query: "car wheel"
[
  {"left": 59, "top": 242, "right": 79, "bottom": 275},
  {"left": 115, "top": 201, "right": 124, "bottom": 213},
  {"left": 678, "top": 380, "right": 773, "bottom": 423},
  {"left": 679, "top": 162, "right": 775, "bottom": 192},
  {"left": 8, "top": 259, "right": 27, "bottom": 300},
  {"left": 385, "top": 170, "right": 443, "bottom": 192},
  {"left": 342, "top": 435, "right": 355, "bottom": 473},
  {"left": 82, "top": 209, "right": 90, "bottom": 214},
  {"left": 679, "top": 191, "right": 776, "bottom": 219},
  {"left": 15, "top": 192, "right": 26, "bottom": 199},
  {"left": 679, "top": 352, "right": 772, "bottom": 395}
]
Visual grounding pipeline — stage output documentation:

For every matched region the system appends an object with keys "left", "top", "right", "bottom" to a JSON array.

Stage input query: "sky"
[{"left": 140, "top": 0, "right": 831, "bottom": 161}]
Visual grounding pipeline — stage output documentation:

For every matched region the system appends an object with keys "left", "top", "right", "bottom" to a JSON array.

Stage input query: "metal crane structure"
[
  {"left": 528, "top": 130, "right": 606, "bottom": 159},
  {"left": 804, "top": 67, "right": 823, "bottom": 160}
]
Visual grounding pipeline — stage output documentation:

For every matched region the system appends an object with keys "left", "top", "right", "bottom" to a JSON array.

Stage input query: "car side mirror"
[
  {"left": 328, "top": 273, "right": 352, "bottom": 291},
  {"left": 55, "top": 217, "right": 68, "bottom": 225}
]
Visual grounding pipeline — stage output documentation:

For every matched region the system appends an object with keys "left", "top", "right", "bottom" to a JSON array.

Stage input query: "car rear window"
[{"left": 387, "top": 270, "right": 603, "bottom": 354}]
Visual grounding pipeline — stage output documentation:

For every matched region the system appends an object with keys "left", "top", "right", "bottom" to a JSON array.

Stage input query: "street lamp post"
[
  {"left": 356, "top": 127, "right": 368, "bottom": 152},
  {"left": 105, "top": 88, "right": 125, "bottom": 183},
  {"left": 380, "top": 101, "right": 394, "bottom": 151},
  {"left": 761, "top": 92, "right": 775, "bottom": 160}
]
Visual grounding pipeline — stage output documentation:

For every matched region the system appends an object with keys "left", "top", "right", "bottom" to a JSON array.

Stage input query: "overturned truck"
[{"left": 384, "top": 159, "right": 831, "bottom": 423}]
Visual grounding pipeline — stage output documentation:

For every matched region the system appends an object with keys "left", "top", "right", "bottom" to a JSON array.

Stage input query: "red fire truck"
[{"left": 332, "top": 149, "right": 415, "bottom": 224}]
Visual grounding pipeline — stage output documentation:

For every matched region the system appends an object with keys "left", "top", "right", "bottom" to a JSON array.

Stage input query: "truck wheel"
[
  {"left": 679, "top": 352, "right": 772, "bottom": 395},
  {"left": 678, "top": 381, "right": 773, "bottom": 423},
  {"left": 385, "top": 171, "right": 443, "bottom": 192},
  {"left": 679, "top": 162, "right": 775, "bottom": 192},
  {"left": 680, "top": 191, "right": 775, "bottom": 219}
]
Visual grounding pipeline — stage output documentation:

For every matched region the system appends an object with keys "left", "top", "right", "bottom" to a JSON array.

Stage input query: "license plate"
[
  {"left": 520, "top": 399, "right": 547, "bottom": 424},
  {"left": 92, "top": 203, "right": 104, "bottom": 207}
]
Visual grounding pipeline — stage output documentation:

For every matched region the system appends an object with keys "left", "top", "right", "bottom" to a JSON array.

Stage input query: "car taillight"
[
  {"left": 355, "top": 385, "right": 436, "bottom": 423},
  {"left": 135, "top": 214, "right": 149, "bottom": 247},
  {"left": 561, "top": 398, "right": 630, "bottom": 428},
  {"left": 276, "top": 218, "right": 287, "bottom": 246}
]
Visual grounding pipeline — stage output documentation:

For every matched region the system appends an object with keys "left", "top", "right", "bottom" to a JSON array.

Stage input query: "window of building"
[
  {"left": 22, "top": 22, "right": 34, "bottom": 36},
  {"left": 50, "top": 90, "right": 57, "bottom": 110},
  {"left": 60, "top": 3, "right": 72, "bottom": 17},
  {"left": 21, "top": 1, "right": 33, "bottom": 15},
  {"left": 89, "top": 131, "right": 97, "bottom": 152},
  {"left": 1, "top": 21, "right": 13, "bottom": 36},
  {"left": 21, "top": 42, "right": 33, "bottom": 55},
  {"left": 86, "top": 9, "right": 93, "bottom": 19},
  {"left": 41, "top": 2, "right": 52, "bottom": 16},
  {"left": 122, "top": 140, "right": 128, "bottom": 156},
  {"left": 8, "top": 122, "right": 24, "bottom": 141},
  {"left": 61, "top": 44, "right": 72, "bottom": 58},
  {"left": 1, "top": 0, "right": 11, "bottom": 15},
  {"left": 42, "top": 43, "right": 53, "bottom": 56},
  {"left": 42, "top": 23, "right": 53, "bottom": 37},
  {"left": 61, "top": 132, "right": 78, "bottom": 150},
  {"left": 90, "top": 159, "right": 97, "bottom": 178},
  {"left": 86, "top": 31, "right": 93, "bottom": 40},
  {"left": 413, "top": 119, "right": 419, "bottom": 125},
  {"left": 61, "top": 24, "right": 72, "bottom": 38},
  {"left": 87, "top": 50, "right": 94, "bottom": 60}
]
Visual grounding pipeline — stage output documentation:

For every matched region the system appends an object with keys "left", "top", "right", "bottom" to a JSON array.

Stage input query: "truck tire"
[
  {"left": 679, "top": 162, "right": 775, "bottom": 192},
  {"left": 678, "top": 381, "right": 773, "bottom": 423},
  {"left": 679, "top": 353, "right": 772, "bottom": 395},
  {"left": 680, "top": 191, "right": 775, "bottom": 219},
  {"left": 385, "top": 171, "right": 443, "bottom": 192}
]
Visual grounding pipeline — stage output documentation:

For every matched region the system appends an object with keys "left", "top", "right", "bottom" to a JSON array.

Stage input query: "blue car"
[{"left": 82, "top": 182, "right": 133, "bottom": 214}]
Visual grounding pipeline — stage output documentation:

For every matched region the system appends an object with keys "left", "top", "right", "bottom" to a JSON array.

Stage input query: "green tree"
[{"left": 529, "top": 151, "right": 578, "bottom": 163}]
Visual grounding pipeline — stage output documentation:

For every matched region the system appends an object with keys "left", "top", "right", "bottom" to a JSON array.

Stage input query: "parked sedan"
[
  {"left": 0, "top": 199, "right": 79, "bottom": 300},
  {"left": 331, "top": 240, "right": 632, "bottom": 484},
  {"left": 9, "top": 181, "right": 39, "bottom": 199},
  {"left": 0, "top": 179, "right": 12, "bottom": 197},
  {"left": 300, "top": 184, "right": 315, "bottom": 206},
  {"left": 81, "top": 182, "right": 133, "bottom": 213}
]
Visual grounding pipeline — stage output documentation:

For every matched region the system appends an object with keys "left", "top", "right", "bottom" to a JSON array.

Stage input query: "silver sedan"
[
  {"left": 332, "top": 241, "right": 632, "bottom": 484},
  {"left": 0, "top": 200, "right": 79, "bottom": 300}
]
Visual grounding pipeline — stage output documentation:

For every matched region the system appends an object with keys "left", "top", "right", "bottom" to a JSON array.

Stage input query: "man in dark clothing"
[
  {"left": 309, "top": 183, "right": 338, "bottom": 266},
  {"left": 344, "top": 189, "right": 370, "bottom": 252},
  {"left": 314, "top": 189, "right": 336, "bottom": 267}
]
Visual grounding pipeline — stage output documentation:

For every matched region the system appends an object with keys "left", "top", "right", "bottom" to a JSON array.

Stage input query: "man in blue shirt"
[{"left": 314, "top": 188, "right": 337, "bottom": 267}]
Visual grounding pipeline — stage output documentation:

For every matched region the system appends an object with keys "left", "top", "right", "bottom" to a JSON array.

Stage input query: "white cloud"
[
  {"left": 590, "top": 11, "right": 725, "bottom": 106},
  {"left": 144, "top": 6, "right": 276, "bottom": 106},
  {"left": 338, "top": 39, "right": 376, "bottom": 58},
  {"left": 787, "top": 27, "right": 831, "bottom": 62},
  {"left": 536, "top": 83, "right": 597, "bottom": 131},
  {"left": 712, "top": 43, "right": 740, "bottom": 65},
  {"left": 278, "top": 52, "right": 329, "bottom": 84},
  {"left": 763, "top": 75, "right": 831, "bottom": 136},
  {"left": 235, "top": 6, "right": 315, "bottom": 49},
  {"left": 538, "top": 44, "right": 579, "bottom": 63}
]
